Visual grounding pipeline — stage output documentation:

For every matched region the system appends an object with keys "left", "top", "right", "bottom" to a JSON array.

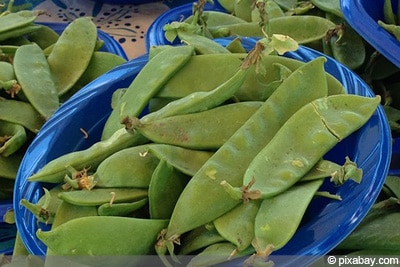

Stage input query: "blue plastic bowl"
[
  {"left": 14, "top": 38, "right": 391, "bottom": 265},
  {"left": 146, "top": 2, "right": 226, "bottom": 50},
  {"left": 340, "top": 0, "right": 400, "bottom": 68}
]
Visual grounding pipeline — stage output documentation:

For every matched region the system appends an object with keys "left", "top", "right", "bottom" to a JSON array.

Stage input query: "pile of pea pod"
[
  {"left": 0, "top": 2, "right": 126, "bottom": 203},
  {"left": 14, "top": 29, "right": 382, "bottom": 266}
]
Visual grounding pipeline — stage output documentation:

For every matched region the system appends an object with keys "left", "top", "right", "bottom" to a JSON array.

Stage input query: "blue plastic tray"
[
  {"left": 14, "top": 37, "right": 391, "bottom": 266},
  {"left": 340, "top": 0, "right": 400, "bottom": 68}
]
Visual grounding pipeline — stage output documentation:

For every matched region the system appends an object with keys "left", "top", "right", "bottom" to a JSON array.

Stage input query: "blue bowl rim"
[
  {"left": 340, "top": 0, "right": 400, "bottom": 68},
  {"left": 14, "top": 38, "right": 392, "bottom": 265}
]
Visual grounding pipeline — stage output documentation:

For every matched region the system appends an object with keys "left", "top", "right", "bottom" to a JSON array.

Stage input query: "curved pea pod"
[
  {"left": 383, "top": 0, "right": 397, "bottom": 25},
  {"left": 179, "top": 225, "right": 225, "bottom": 255},
  {"left": 185, "top": 10, "right": 248, "bottom": 26},
  {"left": 0, "top": 120, "right": 26, "bottom": 157},
  {"left": 47, "top": 17, "right": 97, "bottom": 95},
  {"left": 0, "top": 149, "right": 22, "bottom": 179},
  {"left": 177, "top": 30, "right": 231, "bottom": 54},
  {"left": 0, "top": 98, "right": 45, "bottom": 133},
  {"left": 310, "top": 0, "right": 343, "bottom": 18},
  {"left": 0, "top": 24, "right": 43, "bottom": 43},
  {"left": 337, "top": 198, "right": 400, "bottom": 250},
  {"left": 329, "top": 25, "right": 366, "bottom": 70},
  {"left": 58, "top": 188, "right": 148, "bottom": 207},
  {"left": 148, "top": 144, "right": 213, "bottom": 176},
  {"left": 140, "top": 63, "right": 249, "bottom": 123},
  {"left": 27, "top": 24, "right": 59, "bottom": 50},
  {"left": 208, "top": 22, "right": 263, "bottom": 38},
  {"left": 253, "top": 179, "right": 324, "bottom": 256},
  {"left": 0, "top": 61, "right": 15, "bottom": 81},
  {"left": 28, "top": 128, "right": 148, "bottom": 183},
  {"left": 133, "top": 102, "right": 263, "bottom": 150},
  {"left": 378, "top": 20, "right": 400, "bottom": 41},
  {"left": 187, "top": 242, "right": 255, "bottom": 267},
  {"left": 163, "top": 56, "right": 329, "bottom": 246},
  {"left": 213, "top": 200, "right": 261, "bottom": 252},
  {"left": 97, "top": 198, "right": 148, "bottom": 217},
  {"left": 37, "top": 216, "right": 169, "bottom": 256},
  {"left": 242, "top": 94, "right": 381, "bottom": 199},
  {"left": 149, "top": 158, "right": 186, "bottom": 219},
  {"left": 14, "top": 43, "right": 59, "bottom": 120},
  {"left": 94, "top": 144, "right": 159, "bottom": 188},
  {"left": 266, "top": 15, "right": 336, "bottom": 44},
  {"left": 0, "top": 10, "right": 37, "bottom": 34},
  {"left": 101, "top": 45, "right": 195, "bottom": 140}
]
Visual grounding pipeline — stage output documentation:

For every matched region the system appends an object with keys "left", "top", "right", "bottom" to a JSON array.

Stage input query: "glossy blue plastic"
[
  {"left": 14, "top": 38, "right": 391, "bottom": 265},
  {"left": 340, "top": 0, "right": 400, "bottom": 68},
  {"left": 146, "top": 1, "right": 226, "bottom": 49}
]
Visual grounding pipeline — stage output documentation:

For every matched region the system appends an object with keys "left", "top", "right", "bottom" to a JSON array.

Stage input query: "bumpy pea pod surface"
[
  {"left": 163, "top": 57, "right": 328, "bottom": 244},
  {"left": 101, "top": 45, "right": 194, "bottom": 140},
  {"left": 13, "top": 43, "right": 59, "bottom": 120},
  {"left": 242, "top": 94, "right": 381, "bottom": 199},
  {"left": 133, "top": 101, "right": 263, "bottom": 150},
  {"left": 37, "top": 216, "right": 169, "bottom": 257},
  {"left": 47, "top": 17, "right": 97, "bottom": 96},
  {"left": 28, "top": 128, "right": 148, "bottom": 184}
]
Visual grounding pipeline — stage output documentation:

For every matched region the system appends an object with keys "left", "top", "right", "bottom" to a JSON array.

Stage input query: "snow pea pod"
[
  {"left": 37, "top": 216, "right": 169, "bottom": 256},
  {"left": 14, "top": 43, "right": 59, "bottom": 120},
  {"left": 177, "top": 29, "right": 231, "bottom": 54},
  {"left": 94, "top": 144, "right": 159, "bottom": 188},
  {"left": 26, "top": 24, "right": 59, "bottom": 50},
  {"left": 0, "top": 24, "right": 42, "bottom": 42},
  {"left": 0, "top": 149, "right": 22, "bottom": 179},
  {"left": 185, "top": 10, "right": 247, "bottom": 26},
  {"left": 266, "top": 15, "right": 336, "bottom": 44},
  {"left": 0, "top": 10, "right": 37, "bottom": 33},
  {"left": 57, "top": 188, "right": 148, "bottom": 207},
  {"left": 179, "top": 225, "right": 225, "bottom": 255},
  {"left": 0, "top": 98, "right": 45, "bottom": 133},
  {"left": 47, "top": 16, "right": 97, "bottom": 96},
  {"left": 101, "top": 44, "right": 194, "bottom": 140},
  {"left": 148, "top": 144, "right": 213, "bottom": 176},
  {"left": 133, "top": 102, "right": 262, "bottom": 150},
  {"left": 0, "top": 61, "right": 15, "bottom": 81},
  {"left": 378, "top": 20, "right": 400, "bottom": 41},
  {"left": 242, "top": 94, "right": 380, "bottom": 199},
  {"left": 97, "top": 198, "right": 148, "bottom": 217},
  {"left": 163, "top": 56, "right": 328, "bottom": 247},
  {"left": 148, "top": 158, "right": 186, "bottom": 219},
  {"left": 310, "top": 0, "right": 343, "bottom": 18},
  {"left": 208, "top": 22, "right": 263, "bottom": 38},
  {"left": 0, "top": 120, "right": 26, "bottom": 157},
  {"left": 28, "top": 128, "right": 148, "bottom": 183},
  {"left": 252, "top": 179, "right": 324, "bottom": 256}
]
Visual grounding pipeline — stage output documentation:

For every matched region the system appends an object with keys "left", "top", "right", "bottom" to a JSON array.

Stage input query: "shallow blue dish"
[
  {"left": 14, "top": 38, "right": 391, "bottom": 266},
  {"left": 340, "top": 0, "right": 400, "bottom": 68}
]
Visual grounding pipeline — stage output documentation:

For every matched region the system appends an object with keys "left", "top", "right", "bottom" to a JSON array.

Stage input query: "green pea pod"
[
  {"left": 163, "top": 56, "right": 328, "bottom": 246},
  {"left": 133, "top": 102, "right": 262, "bottom": 150},
  {"left": 383, "top": 0, "right": 397, "bottom": 25},
  {"left": 185, "top": 10, "right": 247, "bottom": 26},
  {"left": 14, "top": 43, "right": 59, "bottom": 120},
  {"left": 225, "top": 37, "right": 247, "bottom": 53},
  {"left": 0, "top": 24, "right": 43, "bottom": 42},
  {"left": 179, "top": 225, "right": 225, "bottom": 255},
  {"left": 140, "top": 63, "right": 249, "bottom": 123},
  {"left": 28, "top": 128, "right": 148, "bottom": 183},
  {"left": 383, "top": 176, "right": 400, "bottom": 199},
  {"left": 273, "top": 0, "right": 298, "bottom": 10},
  {"left": 47, "top": 17, "right": 97, "bottom": 95},
  {"left": 217, "top": 0, "right": 235, "bottom": 13},
  {"left": 242, "top": 94, "right": 380, "bottom": 199},
  {"left": 253, "top": 179, "right": 324, "bottom": 254},
  {"left": 329, "top": 25, "right": 366, "bottom": 70},
  {"left": 148, "top": 144, "right": 213, "bottom": 176},
  {"left": 213, "top": 200, "right": 261, "bottom": 252},
  {"left": 94, "top": 144, "right": 160, "bottom": 188},
  {"left": 0, "top": 98, "right": 45, "bottom": 133},
  {"left": 208, "top": 22, "right": 263, "bottom": 38},
  {"left": 149, "top": 158, "right": 186, "bottom": 219},
  {"left": 27, "top": 24, "right": 59, "bottom": 50},
  {"left": 266, "top": 15, "right": 336, "bottom": 44},
  {"left": 0, "top": 120, "right": 27, "bottom": 157},
  {"left": 310, "top": 0, "right": 343, "bottom": 18},
  {"left": 51, "top": 201, "right": 98, "bottom": 229},
  {"left": 0, "top": 10, "right": 37, "bottom": 33},
  {"left": 177, "top": 30, "right": 231, "bottom": 54},
  {"left": 187, "top": 242, "right": 255, "bottom": 267},
  {"left": 378, "top": 20, "right": 400, "bottom": 41},
  {"left": 37, "top": 216, "right": 169, "bottom": 257},
  {"left": 101, "top": 45, "right": 195, "bottom": 140},
  {"left": 0, "top": 149, "right": 22, "bottom": 179},
  {"left": 0, "top": 61, "right": 15, "bottom": 81},
  {"left": 234, "top": 0, "right": 253, "bottom": 22},
  {"left": 97, "top": 198, "right": 148, "bottom": 216},
  {"left": 57, "top": 188, "right": 148, "bottom": 206}
]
